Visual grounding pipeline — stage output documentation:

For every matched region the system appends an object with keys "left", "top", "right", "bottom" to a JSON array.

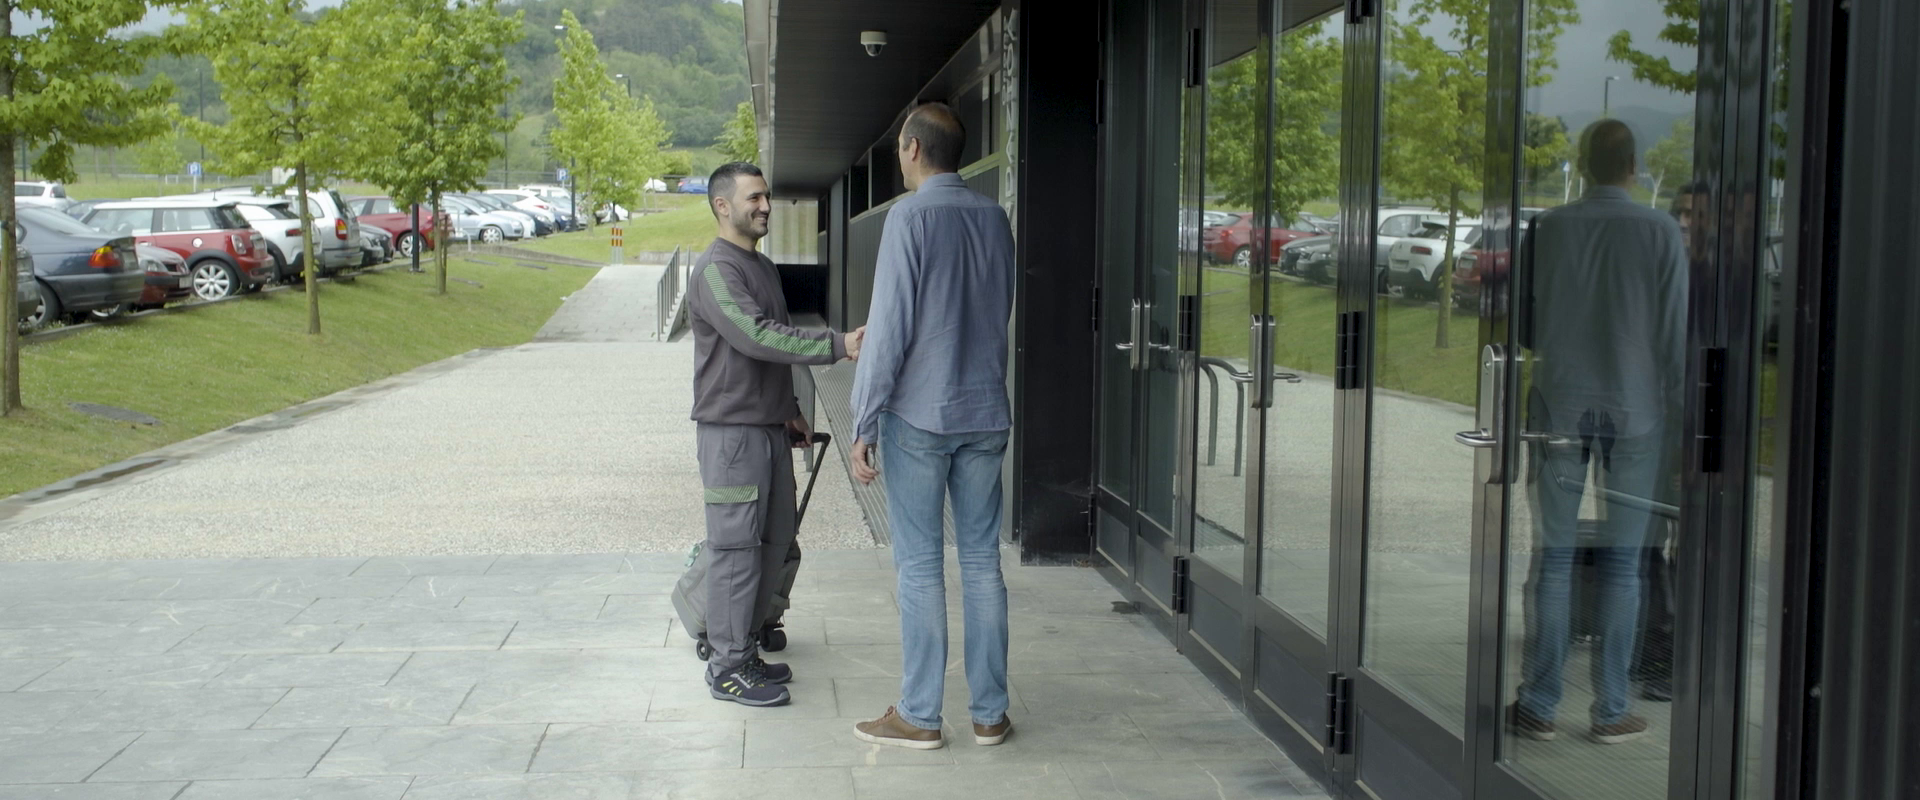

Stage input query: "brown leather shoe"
[
  {"left": 973, "top": 714, "right": 1012, "bottom": 746},
  {"left": 1508, "top": 703, "right": 1557, "bottom": 742},
  {"left": 854, "top": 706, "right": 945, "bottom": 750},
  {"left": 1590, "top": 715, "right": 1650, "bottom": 745}
]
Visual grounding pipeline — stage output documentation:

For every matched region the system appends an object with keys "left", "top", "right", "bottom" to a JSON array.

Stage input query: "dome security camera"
[{"left": 860, "top": 31, "right": 886, "bottom": 57}]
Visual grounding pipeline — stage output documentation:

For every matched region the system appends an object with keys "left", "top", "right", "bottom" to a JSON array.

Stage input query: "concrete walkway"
[
  {"left": 0, "top": 264, "right": 875, "bottom": 560},
  {"left": 0, "top": 261, "right": 1325, "bottom": 799}
]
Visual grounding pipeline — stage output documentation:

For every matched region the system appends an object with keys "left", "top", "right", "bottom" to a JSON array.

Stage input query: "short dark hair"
[
  {"left": 708, "top": 162, "right": 764, "bottom": 217},
  {"left": 901, "top": 102, "right": 966, "bottom": 173},
  {"left": 1578, "top": 119, "right": 1637, "bottom": 185}
]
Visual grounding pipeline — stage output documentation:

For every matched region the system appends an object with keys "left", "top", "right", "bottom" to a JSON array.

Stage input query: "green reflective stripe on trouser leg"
[
  {"left": 703, "top": 264, "right": 833, "bottom": 357},
  {"left": 705, "top": 485, "right": 760, "bottom": 504}
]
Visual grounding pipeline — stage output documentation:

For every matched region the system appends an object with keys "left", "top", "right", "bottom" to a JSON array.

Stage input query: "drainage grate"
[{"left": 68, "top": 403, "right": 161, "bottom": 426}]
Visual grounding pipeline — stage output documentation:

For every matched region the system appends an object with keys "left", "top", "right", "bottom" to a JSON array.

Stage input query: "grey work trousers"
[{"left": 696, "top": 422, "right": 797, "bottom": 680}]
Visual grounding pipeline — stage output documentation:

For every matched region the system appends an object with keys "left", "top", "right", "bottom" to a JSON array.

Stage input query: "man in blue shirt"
[{"left": 847, "top": 102, "right": 1017, "bottom": 751}]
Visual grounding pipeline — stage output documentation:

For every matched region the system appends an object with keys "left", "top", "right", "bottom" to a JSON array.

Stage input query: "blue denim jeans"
[
  {"left": 879, "top": 412, "right": 1011, "bottom": 731},
  {"left": 1517, "top": 411, "right": 1668, "bottom": 726}
]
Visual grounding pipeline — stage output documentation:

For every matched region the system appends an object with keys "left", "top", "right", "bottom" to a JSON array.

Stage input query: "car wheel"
[
  {"left": 397, "top": 233, "right": 422, "bottom": 258},
  {"left": 267, "top": 245, "right": 289, "bottom": 283},
  {"left": 191, "top": 260, "right": 242, "bottom": 301},
  {"left": 479, "top": 226, "right": 504, "bottom": 244},
  {"left": 23, "top": 282, "right": 60, "bottom": 329},
  {"left": 87, "top": 303, "right": 128, "bottom": 322},
  {"left": 1232, "top": 247, "right": 1252, "bottom": 268}
]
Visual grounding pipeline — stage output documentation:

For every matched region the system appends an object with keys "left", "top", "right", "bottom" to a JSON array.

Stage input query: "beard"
[{"left": 732, "top": 208, "right": 770, "bottom": 238}]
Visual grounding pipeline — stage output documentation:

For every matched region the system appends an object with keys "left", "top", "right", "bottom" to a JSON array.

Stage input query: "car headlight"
[{"left": 140, "top": 259, "right": 161, "bottom": 272}]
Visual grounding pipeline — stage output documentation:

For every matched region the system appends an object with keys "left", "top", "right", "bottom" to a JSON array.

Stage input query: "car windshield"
[
  {"left": 21, "top": 207, "right": 102, "bottom": 235},
  {"left": 258, "top": 204, "right": 297, "bottom": 220},
  {"left": 14, "top": 185, "right": 42, "bottom": 197},
  {"left": 325, "top": 190, "right": 348, "bottom": 217}
]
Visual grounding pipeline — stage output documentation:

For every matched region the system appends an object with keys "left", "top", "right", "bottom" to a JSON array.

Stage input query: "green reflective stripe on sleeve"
[
  {"left": 704, "top": 485, "right": 760, "bottom": 504},
  {"left": 704, "top": 264, "right": 834, "bottom": 357}
]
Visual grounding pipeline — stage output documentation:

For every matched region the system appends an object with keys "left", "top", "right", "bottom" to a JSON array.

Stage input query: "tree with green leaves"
[
  {"left": 1644, "top": 115, "right": 1693, "bottom": 207},
  {"left": 0, "top": 0, "right": 185, "bottom": 415},
  {"left": 187, "top": 0, "right": 393, "bottom": 336},
  {"left": 551, "top": 10, "right": 671, "bottom": 230},
  {"left": 715, "top": 100, "right": 757, "bottom": 163},
  {"left": 1611, "top": 0, "right": 1790, "bottom": 180},
  {"left": 1383, "top": 0, "right": 1577, "bottom": 348},
  {"left": 359, "top": 0, "right": 523, "bottom": 294},
  {"left": 1205, "top": 25, "right": 1341, "bottom": 228},
  {"left": 133, "top": 112, "right": 189, "bottom": 194}
]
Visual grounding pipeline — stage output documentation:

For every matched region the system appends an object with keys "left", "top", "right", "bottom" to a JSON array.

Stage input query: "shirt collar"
[
  {"left": 1585, "top": 185, "right": 1634, "bottom": 201},
  {"left": 919, "top": 172, "right": 964, "bottom": 190},
  {"left": 712, "top": 237, "right": 760, "bottom": 259}
]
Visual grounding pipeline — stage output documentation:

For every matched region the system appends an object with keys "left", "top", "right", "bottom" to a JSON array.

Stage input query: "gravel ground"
[{"left": 0, "top": 264, "right": 879, "bottom": 561}]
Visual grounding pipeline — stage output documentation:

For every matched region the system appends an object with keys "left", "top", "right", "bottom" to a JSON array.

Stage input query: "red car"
[
  {"left": 347, "top": 196, "right": 445, "bottom": 258},
  {"left": 1451, "top": 209, "right": 1546, "bottom": 312},
  {"left": 83, "top": 199, "right": 271, "bottom": 301},
  {"left": 1203, "top": 213, "right": 1329, "bottom": 267},
  {"left": 131, "top": 243, "right": 194, "bottom": 311}
]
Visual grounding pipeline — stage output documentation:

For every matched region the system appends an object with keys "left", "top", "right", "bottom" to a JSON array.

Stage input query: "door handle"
[
  {"left": 1117, "top": 299, "right": 1143, "bottom": 369},
  {"left": 1455, "top": 430, "right": 1498, "bottom": 448},
  {"left": 1251, "top": 314, "right": 1276, "bottom": 408},
  {"left": 1136, "top": 300, "right": 1154, "bottom": 370}
]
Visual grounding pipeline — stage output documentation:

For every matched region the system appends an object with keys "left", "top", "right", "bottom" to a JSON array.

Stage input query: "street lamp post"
[
  {"left": 1604, "top": 75, "right": 1620, "bottom": 118},
  {"left": 614, "top": 73, "right": 632, "bottom": 98}
]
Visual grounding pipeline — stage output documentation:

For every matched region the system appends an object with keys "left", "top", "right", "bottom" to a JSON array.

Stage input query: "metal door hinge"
[
  {"left": 1335, "top": 311, "right": 1364, "bottom": 390},
  {"left": 1177, "top": 295, "right": 1198, "bottom": 352},
  {"left": 1698, "top": 347, "right": 1727, "bottom": 473},
  {"left": 1326, "top": 672, "right": 1354, "bottom": 752},
  {"left": 1171, "top": 556, "right": 1191, "bottom": 614}
]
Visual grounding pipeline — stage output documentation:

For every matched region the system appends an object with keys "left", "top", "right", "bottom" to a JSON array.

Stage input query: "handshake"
[{"left": 843, "top": 326, "right": 868, "bottom": 361}]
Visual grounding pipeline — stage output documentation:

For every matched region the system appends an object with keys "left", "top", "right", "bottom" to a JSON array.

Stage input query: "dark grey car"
[{"left": 18, "top": 207, "right": 143, "bottom": 325}]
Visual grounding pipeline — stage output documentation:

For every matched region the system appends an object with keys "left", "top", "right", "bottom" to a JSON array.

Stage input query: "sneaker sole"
[
  {"left": 975, "top": 731, "right": 1010, "bottom": 746},
  {"left": 1591, "top": 730, "right": 1649, "bottom": 745},
  {"left": 1517, "top": 729, "right": 1558, "bottom": 742},
  {"left": 853, "top": 728, "right": 946, "bottom": 750},
  {"left": 710, "top": 687, "right": 791, "bottom": 707}
]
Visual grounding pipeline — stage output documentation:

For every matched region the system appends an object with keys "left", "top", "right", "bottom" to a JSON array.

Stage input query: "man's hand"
[
  {"left": 786, "top": 416, "right": 812, "bottom": 449},
  {"left": 845, "top": 326, "right": 867, "bottom": 361},
  {"left": 851, "top": 438, "right": 878, "bottom": 485}
]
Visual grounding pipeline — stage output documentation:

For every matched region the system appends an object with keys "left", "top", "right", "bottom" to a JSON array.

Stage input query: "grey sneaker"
[
  {"left": 710, "top": 663, "right": 791, "bottom": 707},
  {"left": 751, "top": 657, "right": 793, "bottom": 685}
]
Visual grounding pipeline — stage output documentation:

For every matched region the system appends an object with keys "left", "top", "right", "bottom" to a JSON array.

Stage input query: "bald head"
[
  {"left": 901, "top": 102, "right": 966, "bottom": 173},
  {"left": 1579, "top": 119, "right": 1638, "bottom": 187}
]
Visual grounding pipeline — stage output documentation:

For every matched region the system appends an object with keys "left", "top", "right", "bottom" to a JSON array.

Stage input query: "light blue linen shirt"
[{"left": 850, "top": 172, "right": 1017, "bottom": 444}]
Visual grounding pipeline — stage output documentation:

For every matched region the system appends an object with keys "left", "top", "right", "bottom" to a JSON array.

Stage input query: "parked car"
[
  {"left": 677, "top": 177, "right": 708, "bottom": 194},
  {"left": 131, "top": 243, "right": 193, "bottom": 312},
  {"left": 359, "top": 227, "right": 393, "bottom": 267},
  {"left": 83, "top": 199, "right": 271, "bottom": 301},
  {"left": 1280, "top": 234, "right": 1336, "bottom": 282},
  {"left": 64, "top": 198, "right": 106, "bottom": 221},
  {"left": 1386, "top": 220, "right": 1485, "bottom": 298},
  {"left": 15, "top": 181, "right": 75, "bottom": 213},
  {"left": 438, "top": 195, "right": 527, "bottom": 243},
  {"left": 516, "top": 184, "right": 572, "bottom": 202},
  {"left": 1203, "top": 212, "right": 1329, "bottom": 267},
  {"left": 485, "top": 189, "right": 577, "bottom": 231},
  {"left": 644, "top": 178, "right": 668, "bottom": 193},
  {"left": 17, "top": 207, "right": 144, "bottom": 324},
  {"left": 595, "top": 202, "right": 631, "bottom": 223},
  {"left": 184, "top": 187, "right": 363, "bottom": 277},
  {"left": 1450, "top": 209, "right": 1547, "bottom": 312},
  {"left": 222, "top": 198, "right": 308, "bottom": 284},
  {"left": 12, "top": 246, "right": 36, "bottom": 333},
  {"left": 1200, "top": 209, "right": 1239, "bottom": 230},
  {"left": 346, "top": 196, "right": 445, "bottom": 258},
  {"left": 460, "top": 193, "right": 549, "bottom": 236}
]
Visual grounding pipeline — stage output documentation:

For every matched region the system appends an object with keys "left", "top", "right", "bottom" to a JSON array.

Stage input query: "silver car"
[
  {"left": 439, "top": 196, "right": 527, "bottom": 243},
  {"left": 15, "top": 181, "right": 74, "bottom": 213},
  {"left": 186, "top": 187, "right": 364, "bottom": 276}
]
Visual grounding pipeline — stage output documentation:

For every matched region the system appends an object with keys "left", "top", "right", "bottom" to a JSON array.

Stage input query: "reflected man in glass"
[{"left": 1512, "top": 120, "right": 1688, "bottom": 745}]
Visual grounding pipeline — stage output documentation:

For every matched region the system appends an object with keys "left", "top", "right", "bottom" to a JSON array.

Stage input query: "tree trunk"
[
  {"left": 431, "top": 191, "right": 447, "bottom": 296},
  {"left": 296, "top": 163, "right": 321, "bottom": 336},
  {"left": 1435, "top": 189, "right": 1459, "bottom": 350},
  {"left": 1, "top": 0, "right": 22, "bottom": 415}
]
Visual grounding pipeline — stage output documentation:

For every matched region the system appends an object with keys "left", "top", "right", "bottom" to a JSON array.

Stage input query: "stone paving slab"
[{"left": 0, "top": 548, "right": 1324, "bottom": 799}]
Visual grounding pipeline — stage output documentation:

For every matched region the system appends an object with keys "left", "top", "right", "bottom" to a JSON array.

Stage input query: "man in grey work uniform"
[{"left": 689, "top": 162, "right": 863, "bottom": 707}]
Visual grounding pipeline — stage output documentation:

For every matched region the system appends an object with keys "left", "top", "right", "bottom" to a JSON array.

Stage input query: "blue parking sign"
[
  {"left": 556, "top": 167, "right": 569, "bottom": 182},
  {"left": 188, "top": 161, "right": 202, "bottom": 178}
]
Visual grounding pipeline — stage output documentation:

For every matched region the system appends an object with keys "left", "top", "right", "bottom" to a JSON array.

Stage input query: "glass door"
[{"left": 1094, "top": 0, "right": 1192, "bottom": 628}]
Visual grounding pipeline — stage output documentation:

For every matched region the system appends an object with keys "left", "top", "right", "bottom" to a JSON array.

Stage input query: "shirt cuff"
[{"left": 831, "top": 332, "right": 848, "bottom": 361}]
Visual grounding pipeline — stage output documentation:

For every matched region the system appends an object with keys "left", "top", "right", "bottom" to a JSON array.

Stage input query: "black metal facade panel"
[
  {"left": 845, "top": 208, "right": 886, "bottom": 330},
  {"left": 1010, "top": 0, "right": 1101, "bottom": 564},
  {"left": 1810, "top": 1, "right": 1920, "bottom": 797}
]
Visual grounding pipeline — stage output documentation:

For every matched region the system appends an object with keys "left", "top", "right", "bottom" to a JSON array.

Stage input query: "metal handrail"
[
  {"left": 654, "top": 246, "right": 683, "bottom": 340},
  {"left": 1197, "top": 356, "right": 1305, "bottom": 477}
]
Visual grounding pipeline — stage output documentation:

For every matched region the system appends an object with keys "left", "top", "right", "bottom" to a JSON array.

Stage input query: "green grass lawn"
[
  {"left": 511, "top": 201, "right": 713, "bottom": 263},
  {"left": 1201, "top": 273, "right": 1480, "bottom": 408},
  {"left": 0, "top": 257, "right": 596, "bottom": 498}
]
